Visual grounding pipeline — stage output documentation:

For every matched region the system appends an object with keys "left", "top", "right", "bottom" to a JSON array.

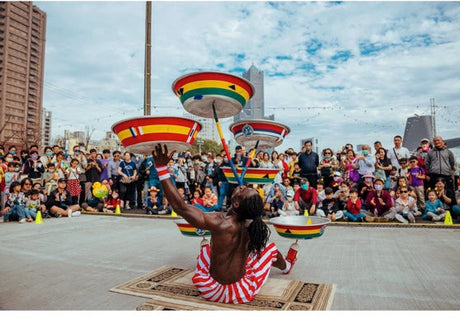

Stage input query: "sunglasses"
[
  {"left": 324, "top": 152, "right": 331, "bottom": 155},
  {"left": 401, "top": 190, "right": 408, "bottom": 193}
]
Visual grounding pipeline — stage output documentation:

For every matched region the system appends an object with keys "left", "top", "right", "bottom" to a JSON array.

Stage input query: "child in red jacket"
[{"left": 344, "top": 188, "right": 365, "bottom": 222}]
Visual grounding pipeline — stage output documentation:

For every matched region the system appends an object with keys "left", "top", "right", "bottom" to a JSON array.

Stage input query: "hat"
[
  {"left": 333, "top": 171, "right": 341, "bottom": 177},
  {"left": 286, "top": 190, "right": 295, "bottom": 198},
  {"left": 374, "top": 177, "right": 385, "bottom": 184},
  {"left": 362, "top": 172, "right": 374, "bottom": 179},
  {"left": 149, "top": 186, "right": 159, "bottom": 193},
  {"left": 58, "top": 178, "right": 67, "bottom": 183},
  {"left": 420, "top": 138, "right": 430, "bottom": 143}
]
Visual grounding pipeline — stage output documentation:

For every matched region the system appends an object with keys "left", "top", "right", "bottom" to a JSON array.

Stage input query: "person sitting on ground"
[
  {"left": 190, "top": 189, "right": 204, "bottom": 206},
  {"left": 267, "top": 184, "right": 285, "bottom": 218},
  {"left": 43, "top": 162, "right": 59, "bottom": 196},
  {"left": 293, "top": 178, "right": 317, "bottom": 215},
  {"left": 343, "top": 188, "right": 365, "bottom": 222},
  {"left": 46, "top": 178, "right": 81, "bottom": 217},
  {"left": 423, "top": 189, "right": 445, "bottom": 222},
  {"left": 390, "top": 176, "right": 416, "bottom": 201},
  {"left": 1, "top": 181, "right": 29, "bottom": 223},
  {"left": 358, "top": 172, "right": 374, "bottom": 210},
  {"left": 432, "top": 178, "right": 456, "bottom": 216},
  {"left": 317, "top": 187, "right": 344, "bottom": 221},
  {"left": 32, "top": 182, "right": 49, "bottom": 217},
  {"left": 333, "top": 180, "right": 350, "bottom": 211},
  {"left": 81, "top": 192, "right": 104, "bottom": 213},
  {"left": 146, "top": 186, "right": 161, "bottom": 215},
  {"left": 24, "top": 189, "right": 46, "bottom": 221},
  {"left": 152, "top": 144, "right": 298, "bottom": 304},
  {"left": 451, "top": 187, "right": 460, "bottom": 221},
  {"left": 104, "top": 189, "right": 121, "bottom": 213},
  {"left": 316, "top": 180, "right": 325, "bottom": 211},
  {"left": 278, "top": 189, "right": 298, "bottom": 216},
  {"left": 394, "top": 186, "right": 418, "bottom": 223},
  {"left": 364, "top": 178, "right": 396, "bottom": 222},
  {"left": 194, "top": 186, "right": 220, "bottom": 213}
]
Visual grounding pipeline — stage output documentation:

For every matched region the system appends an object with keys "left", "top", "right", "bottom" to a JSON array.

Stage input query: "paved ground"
[{"left": 1, "top": 214, "right": 459, "bottom": 310}]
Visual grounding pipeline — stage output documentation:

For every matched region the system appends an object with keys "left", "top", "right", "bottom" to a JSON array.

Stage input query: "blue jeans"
[
  {"left": 344, "top": 211, "right": 365, "bottom": 222},
  {"left": 218, "top": 181, "right": 229, "bottom": 209},
  {"left": 194, "top": 203, "right": 220, "bottom": 212},
  {"left": 3, "top": 205, "right": 27, "bottom": 221},
  {"left": 452, "top": 205, "right": 460, "bottom": 220},
  {"left": 24, "top": 208, "right": 37, "bottom": 219}
]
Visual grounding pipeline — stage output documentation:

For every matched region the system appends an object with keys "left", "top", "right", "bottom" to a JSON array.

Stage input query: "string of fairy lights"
[{"left": 44, "top": 80, "right": 459, "bottom": 139}]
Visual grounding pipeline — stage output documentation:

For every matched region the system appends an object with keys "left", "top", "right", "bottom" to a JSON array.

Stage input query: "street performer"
[{"left": 152, "top": 144, "right": 298, "bottom": 304}]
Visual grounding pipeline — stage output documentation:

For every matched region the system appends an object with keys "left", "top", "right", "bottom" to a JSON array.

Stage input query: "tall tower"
[
  {"left": 41, "top": 108, "right": 51, "bottom": 147},
  {"left": 234, "top": 64, "right": 269, "bottom": 121},
  {"left": 0, "top": 2, "right": 47, "bottom": 149},
  {"left": 403, "top": 115, "right": 433, "bottom": 152}
]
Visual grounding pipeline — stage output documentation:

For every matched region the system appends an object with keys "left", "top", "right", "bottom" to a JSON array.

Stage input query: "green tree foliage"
[{"left": 191, "top": 139, "right": 222, "bottom": 155}]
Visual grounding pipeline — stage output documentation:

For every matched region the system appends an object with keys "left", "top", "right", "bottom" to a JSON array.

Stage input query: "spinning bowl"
[
  {"left": 175, "top": 218, "right": 210, "bottom": 237},
  {"left": 112, "top": 116, "right": 202, "bottom": 154},
  {"left": 172, "top": 71, "right": 255, "bottom": 119},
  {"left": 221, "top": 167, "right": 279, "bottom": 184},
  {"left": 269, "top": 216, "right": 330, "bottom": 240},
  {"left": 229, "top": 119, "right": 290, "bottom": 149}
]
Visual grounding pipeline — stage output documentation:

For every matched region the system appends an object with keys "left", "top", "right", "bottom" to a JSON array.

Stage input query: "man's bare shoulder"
[{"left": 204, "top": 212, "right": 241, "bottom": 233}]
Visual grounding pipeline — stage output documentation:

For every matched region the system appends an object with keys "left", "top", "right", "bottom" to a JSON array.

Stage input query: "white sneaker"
[
  {"left": 19, "top": 218, "right": 27, "bottom": 223},
  {"left": 395, "top": 214, "right": 408, "bottom": 223},
  {"left": 72, "top": 211, "right": 81, "bottom": 217},
  {"left": 407, "top": 214, "right": 416, "bottom": 223}
]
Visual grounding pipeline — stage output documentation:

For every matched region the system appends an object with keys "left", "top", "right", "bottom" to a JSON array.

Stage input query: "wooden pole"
[{"left": 144, "top": 1, "right": 152, "bottom": 115}]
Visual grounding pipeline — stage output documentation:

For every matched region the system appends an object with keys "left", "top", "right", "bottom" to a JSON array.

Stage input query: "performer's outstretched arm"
[{"left": 152, "top": 144, "right": 219, "bottom": 230}]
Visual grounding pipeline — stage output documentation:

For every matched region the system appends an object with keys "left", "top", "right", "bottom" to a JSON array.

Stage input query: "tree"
[{"left": 190, "top": 138, "right": 221, "bottom": 155}]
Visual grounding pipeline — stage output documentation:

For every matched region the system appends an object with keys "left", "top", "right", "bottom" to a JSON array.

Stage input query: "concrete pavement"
[{"left": 1, "top": 214, "right": 459, "bottom": 310}]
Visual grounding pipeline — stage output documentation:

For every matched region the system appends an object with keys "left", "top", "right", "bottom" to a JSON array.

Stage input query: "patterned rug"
[{"left": 110, "top": 266, "right": 336, "bottom": 311}]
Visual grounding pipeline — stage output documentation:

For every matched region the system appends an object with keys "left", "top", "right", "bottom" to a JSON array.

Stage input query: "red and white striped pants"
[{"left": 192, "top": 242, "right": 278, "bottom": 304}]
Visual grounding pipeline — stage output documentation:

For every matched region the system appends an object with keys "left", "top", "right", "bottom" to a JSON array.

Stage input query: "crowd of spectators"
[{"left": 1, "top": 134, "right": 459, "bottom": 224}]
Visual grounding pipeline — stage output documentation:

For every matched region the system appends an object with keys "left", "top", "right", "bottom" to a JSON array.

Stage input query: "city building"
[
  {"left": 0, "top": 1, "right": 46, "bottom": 149},
  {"left": 183, "top": 112, "right": 220, "bottom": 144},
  {"left": 234, "top": 64, "right": 274, "bottom": 122},
  {"left": 41, "top": 107, "right": 51, "bottom": 146}
]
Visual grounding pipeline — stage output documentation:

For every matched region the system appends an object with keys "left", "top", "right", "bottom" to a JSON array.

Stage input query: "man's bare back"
[{"left": 152, "top": 144, "right": 292, "bottom": 287}]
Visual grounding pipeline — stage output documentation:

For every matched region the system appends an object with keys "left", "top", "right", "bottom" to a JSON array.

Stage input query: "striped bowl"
[
  {"left": 172, "top": 71, "right": 255, "bottom": 119},
  {"left": 221, "top": 167, "right": 279, "bottom": 184},
  {"left": 175, "top": 219, "right": 210, "bottom": 237},
  {"left": 112, "top": 116, "right": 202, "bottom": 154},
  {"left": 229, "top": 119, "right": 290, "bottom": 148},
  {"left": 269, "top": 216, "right": 330, "bottom": 240}
]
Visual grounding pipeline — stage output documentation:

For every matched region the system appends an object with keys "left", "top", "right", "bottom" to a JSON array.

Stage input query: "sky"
[{"left": 37, "top": 0, "right": 460, "bottom": 153}]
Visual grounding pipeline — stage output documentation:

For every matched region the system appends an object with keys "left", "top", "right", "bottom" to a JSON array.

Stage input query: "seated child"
[
  {"left": 146, "top": 186, "right": 161, "bottom": 215},
  {"left": 333, "top": 181, "right": 350, "bottom": 210},
  {"left": 194, "top": 186, "right": 220, "bottom": 213},
  {"left": 2, "top": 181, "right": 29, "bottom": 223},
  {"left": 278, "top": 190, "right": 298, "bottom": 216},
  {"left": 24, "top": 189, "right": 46, "bottom": 221},
  {"left": 104, "top": 189, "right": 121, "bottom": 213},
  {"left": 43, "top": 163, "right": 59, "bottom": 195},
  {"left": 423, "top": 189, "right": 445, "bottom": 222},
  {"left": 317, "top": 187, "right": 343, "bottom": 221},
  {"left": 343, "top": 188, "right": 365, "bottom": 222},
  {"left": 190, "top": 189, "right": 204, "bottom": 206},
  {"left": 394, "top": 186, "right": 418, "bottom": 223}
]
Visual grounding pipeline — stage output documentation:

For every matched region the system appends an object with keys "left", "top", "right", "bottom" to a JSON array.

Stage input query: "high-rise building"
[
  {"left": 183, "top": 112, "right": 220, "bottom": 144},
  {"left": 41, "top": 107, "right": 51, "bottom": 146},
  {"left": 0, "top": 2, "right": 46, "bottom": 149},
  {"left": 234, "top": 64, "right": 274, "bottom": 122}
]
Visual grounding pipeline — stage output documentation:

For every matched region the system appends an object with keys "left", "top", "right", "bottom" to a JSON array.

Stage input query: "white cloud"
[{"left": 37, "top": 1, "right": 460, "bottom": 154}]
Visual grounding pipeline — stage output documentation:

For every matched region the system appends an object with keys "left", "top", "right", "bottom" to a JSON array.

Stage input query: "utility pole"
[
  {"left": 430, "top": 98, "right": 436, "bottom": 138},
  {"left": 144, "top": 1, "right": 152, "bottom": 115}
]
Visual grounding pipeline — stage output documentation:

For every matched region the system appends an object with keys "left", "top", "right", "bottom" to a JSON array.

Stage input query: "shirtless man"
[{"left": 152, "top": 144, "right": 298, "bottom": 304}]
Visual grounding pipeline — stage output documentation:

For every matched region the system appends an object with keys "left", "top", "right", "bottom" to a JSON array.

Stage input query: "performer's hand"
[{"left": 152, "top": 144, "right": 175, "bottom": 167}]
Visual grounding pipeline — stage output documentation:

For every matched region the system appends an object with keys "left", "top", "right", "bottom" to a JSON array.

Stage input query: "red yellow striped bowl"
[
  {"left": 112, "top": 116, "right": 202, "bottom": 154},
  {"left": 172, "top": 71, "right": 255, "bottom": 119},
  {"left": 221, "top": 167, "right": 279, "bottom": 184},
  {"left": 270, "top": 216, "right": 330, "bottom": 240},
  {"left": 175, "top": 219, "right": 210, "bottom": 237},
  {"left": 229, "top": 119, "right": 291, "bottom": 148}
]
